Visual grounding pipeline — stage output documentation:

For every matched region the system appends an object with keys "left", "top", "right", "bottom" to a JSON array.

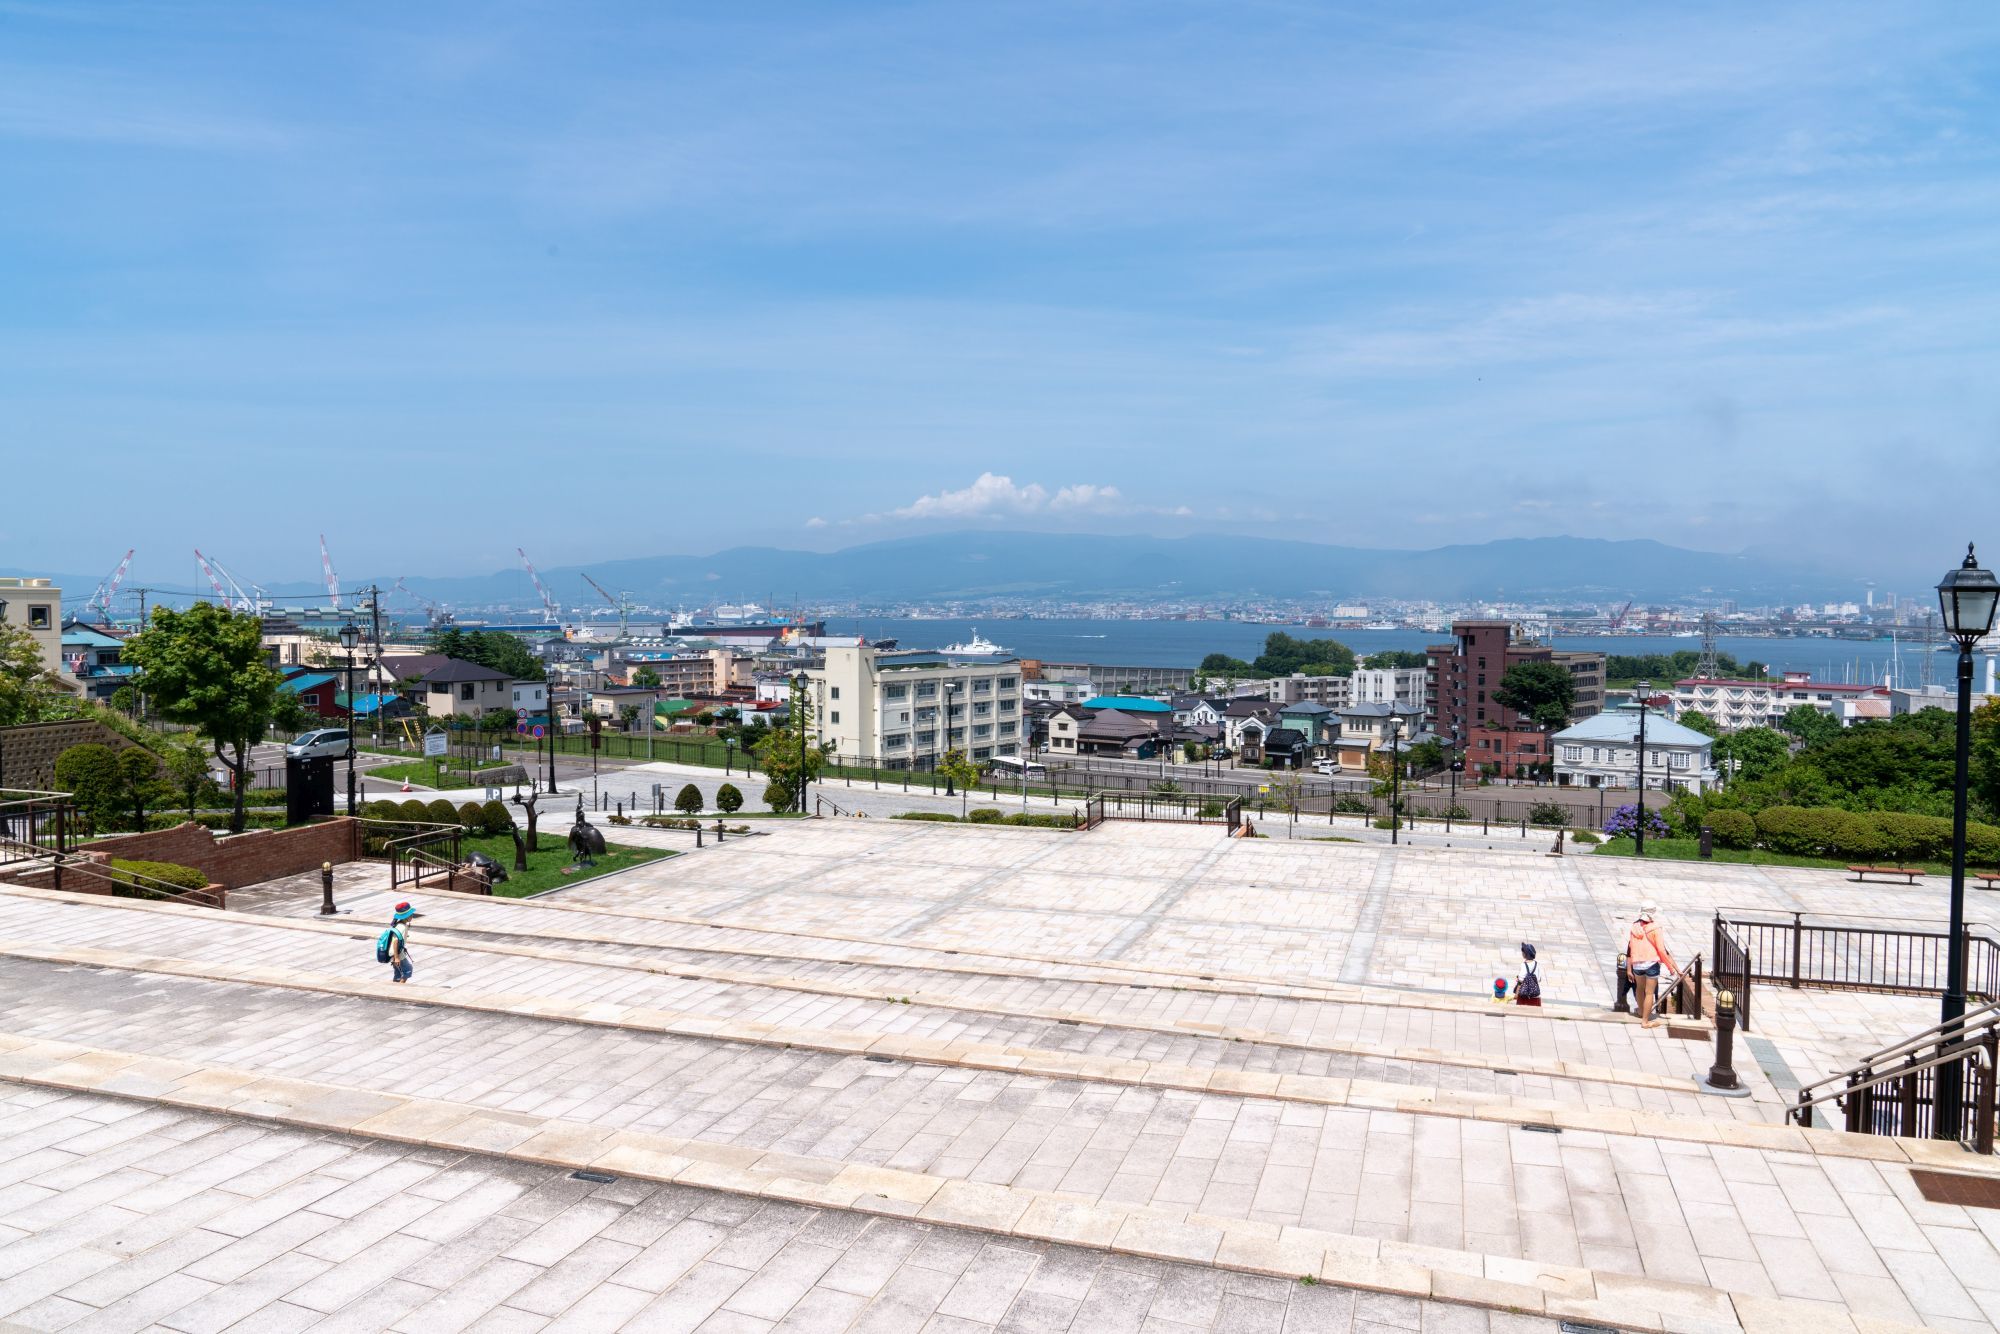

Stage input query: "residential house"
[
  {"left": 421, "top": 660, "right": 514, "bottom": 719},
  {"left": 512, "top": 680, "right": 548, "bottom": 722},
  {"left": 278, "top": 670, "right": 340, "bottom": 717},
  {"left": 1261, "top": 727, "right": 1311, "bottom": 769},
  {"left": 1277, "top": 701, "right": 1338, "bottom": 753},
  {"left": 1553, "top": 706, "right": 1718, "bottom": 793},
  {"left": 1262, "top": 674, "right": 1350, "bottom": 708},
  {"left": 1046, "top": 707, "right": 1162, "bottom": 759},
  {"left": 60, "top": 621, "right": 133, "bottom": 702},
  {"left": 1330, "top": 701, "right": 1427, "bottom": 774},
  {"left": 1220, "top": 699, "right": 1282, "bottom": 753}
]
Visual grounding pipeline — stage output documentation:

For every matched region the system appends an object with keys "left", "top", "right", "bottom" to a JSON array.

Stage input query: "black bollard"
[
  {"left": 319, "top": 860, "right": 337, "bottom": 916},
  {"left": 1703, "top": 990, "right": 1745, "bottom": 1094},
  {"left": 1699, "top": 825, "right": 1714, "bottom": 860}
]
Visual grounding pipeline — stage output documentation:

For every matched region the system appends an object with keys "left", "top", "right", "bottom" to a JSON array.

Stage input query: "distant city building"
[
  {"left": 1022, "top": 678, "right": 1090, "bottom": 706},
  {"left": 1890, "top": 682, "right": 2000, "bottom": 717},
  {"left": 808, "top": 645, "right": 1023, "bottom": 767},
  {"left": 1348, "top": 666, "right": 1428, "bottom": 710},
  {"left": 1669, "top": 672, "right": 1889, "bottom": 733},
  {"left": 1553, "top": 705, "right": 1717, "bottom": 793},
  {"left": 1262, "top": 673, "right": 1350, "bottom": 708},
  {"left": 421, "top": 659, "right": 514, "bottom": 719},
  {"left": 1424, "top": 620, "right": 1604, "bottom": 749}
]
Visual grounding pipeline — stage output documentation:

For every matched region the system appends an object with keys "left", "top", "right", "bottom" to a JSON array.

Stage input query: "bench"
[
  {"left": 1976, "top": 871, "right": 2000, "bottom": 892},
  {"left": 1847, "top": 865, "right": 1923, "bottom": 885}
]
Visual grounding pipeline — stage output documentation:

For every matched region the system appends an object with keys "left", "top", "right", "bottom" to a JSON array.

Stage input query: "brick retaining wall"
[{"left": 78, "top": 818, "right": 357, "bottom": 891}]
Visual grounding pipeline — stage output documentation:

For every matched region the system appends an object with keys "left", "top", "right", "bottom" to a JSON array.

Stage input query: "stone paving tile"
[{"left": 0, "top": 1087, "right": 1554, "bottom": 1334}]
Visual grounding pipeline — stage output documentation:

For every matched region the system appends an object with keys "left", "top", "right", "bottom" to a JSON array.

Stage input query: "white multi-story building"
[
  {"left": 1669, "top": 672, "right": 1888, "bottom": 733},
  {"left": 808, "top": 646, "right": 1024, "bottom": 767},
  {"left": 1553, "top": 706, "right": 1718, "bottom": 793},
  {"left": 1348, "top": 666, "right": 1428, "bottom": 710},
  {"left": 0, "top": 578, "right": 64, "bottom": 679}
]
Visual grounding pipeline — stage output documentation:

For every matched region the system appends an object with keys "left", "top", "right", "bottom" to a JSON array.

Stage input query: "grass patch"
[
  {"left": 1591, "top": 836, "right": 1963, "bottom": 875},
  {"left": 456, "top": 831, "right": 673, "bottom": 897},
  {"left": 369, "top": 758, "right": 512, "bottom": 792}
]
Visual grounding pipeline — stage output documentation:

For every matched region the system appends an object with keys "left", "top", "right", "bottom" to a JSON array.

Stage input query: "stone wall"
[
  {"left": 0, "top": 850, "right": 226, "bottom": 908},
  {"left": 78, "top": 818, "right": 357, "bottom": 891},
  {"left": 0, "top": 718, "right": 147, "bottom": 790}
]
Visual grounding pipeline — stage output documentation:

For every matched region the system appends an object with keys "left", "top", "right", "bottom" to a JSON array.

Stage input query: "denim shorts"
[{"left": 1631, "top": 961, "right": 1662, "bottom": 979}]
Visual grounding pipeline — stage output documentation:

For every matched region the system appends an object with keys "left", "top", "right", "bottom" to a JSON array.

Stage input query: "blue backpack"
[{"left": 376, "top": 927, "right": 400, "bottom": 964}]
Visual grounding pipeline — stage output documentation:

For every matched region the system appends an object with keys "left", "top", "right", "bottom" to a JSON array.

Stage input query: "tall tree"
[
  {"left": 1677, "top": 710, "right": 1720, "bottom": 737},
  {"left": 631, "top": 665, "right": 661, "bottom": 689},
  {"left": 1252, "top": 633, "right": 1356, "bottom": 678},
  {"left": 1492, "top": 661, "right": 1576, "bottom": 730},
  {"left": 121, "top": 603, "right": 287, "bottom": 833},
  {"left": 1777, "top": 704, "right": 1841, "bottom": 750},
  {"left": 1714, "top": 726, "right": 1792, "bottom": 784},
  {"left": 756, "top": 676, "right": 832, "bottom": 811}
]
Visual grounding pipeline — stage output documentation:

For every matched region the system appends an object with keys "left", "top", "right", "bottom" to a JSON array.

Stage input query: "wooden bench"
[
  {"left": 1847, "top": 865, "right": 1924, "bottom": 885},
  {"left": 1975, "top": 871, "right": 2000, "bottom": 892}
]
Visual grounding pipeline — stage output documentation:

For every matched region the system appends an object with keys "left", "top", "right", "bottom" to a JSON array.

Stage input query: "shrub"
[
  {"left": 892, "top": 811, "right": 960, "bottom": 822},
  {"left": 108, "top": 857, "right": 211, "bottom": 899},
  {"left": 1605, "top": 803, "right": 1670, "bottom": 842},
  {"left": 1197, "top": 799, "right": 1226, "bottom": 819},
  {"left": 1968, "top": 820, "right": 2000, "bottom": 868},
  {"left": 480, "top": 799, "right": 514, "bottom": 836},
  {"left": 608, "top": 813, "right": 631, "bottom": 825},
  {"left": 1372, "top": 817, "right": 1396, "bottom": 830},
  {"left": 363, "top": 800, "right": 399, "bottom": 821},
  {"left": 967, "top": 806, "right": 1004, "bottom": 824},
  {"left": 1705, "top": 809, "right": 1757, "bottom": 850},
  {"left": 1526, "top": 801, "right": 1568, "bottom": 827},
  {"left": 1570, "top": 830, "right": 1602, "bottom": 845},
  {"left": 1445, "top": 804, "right": 1470, "bottom": 820},
  {"left": 457, "top": 801, "right": 485, "bottom": 829},
  {"left": 1869, "top": 811, "right": 1951, "bottom": 863},
  {"left": 1824, "top": 809, "right": 1886, "bottom": 862},
  {"left": 715, "top": 783, "right": 743, "bottom": 814},
  {"left": 763, "top": 781, "right": 794, "bottom": 813},
  {"left": 1754, "top": 806, "right": 1823, "bottom": 857},
  {"left": 641, "top": 815, "right": 700, "bottom": 829},
  {"left": 425, "top": 798, "right": 457, "bottom": 826},
  {"left": 1333, "top": 794, "right": 1370, "bottom": 814},
  {"left": 398, "top": 799, "right": 430, "bottom": 823},
  {"left": 675, "top": 783, "right": 704, "bottom": 815},
  {"left": 1003, "top": 812, "right": 1079, "bottom": 828}
]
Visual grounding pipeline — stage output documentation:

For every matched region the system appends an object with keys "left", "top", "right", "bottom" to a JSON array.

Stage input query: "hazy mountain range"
[{"left": 14, "top": 534, "right": 1869, "bottom": 613}]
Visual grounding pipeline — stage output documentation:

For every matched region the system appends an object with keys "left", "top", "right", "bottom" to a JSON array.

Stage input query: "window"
[
  {"left": 1476, "top": 675, "right": 1485, "bottom": 687},
  {"left": 972, "top": 679, "right": 991, "bottom": 694},
  {"left": 829, "top": 711, "right": 840, "bottom": 725},
  {"left": 917, "top": 707, "right": 936, "bottom": 722},
  {"left": 1671, "top": 751, "right": 1689, "bottom": 769},
  {"left": 997, "top": 676, "right": 1017, "bottom": 690},
  {"left": 917, "top": 683, "right": 936, "bottom": 699},
  {"left": 830, "top": 686, "right": 840, "bottom": 700},
  {"left": 973, "top": 747, "right": 991, "bottom": 760},
  {"left": 885, "top": 684, "right": 907, "bottom": 699},
  {"left": 917, "top": 730, "right": 936, "bottom": 745},
  {"left": 27, "top": 605, "right": 51, "bottom": 630},
  {"left": 948, "top": 704, "right": 964, "bottom": 717},
  {"left": 999, "top": 699, "right": 1016, "bottom": 712},
  {"left": 974, "top": 723, "right": 992, "bottom": 738},
  {"left": 1563, "top": 746, "right": 1583, "bottom": 762},
  {"left": 999, "top": 721, "right": 1016, "bottom": 736},
  {"left": 898, "top": 711, "right": 910, "bottom": 723},
  {"left": 460, "top": 684, "right": 475, "bottom": 701},
  {"left": 886, "top": 734, "right": 908, "bottom": 748},
  {"left": 973, "top": 701, "right": 991, "bottom": 716}
]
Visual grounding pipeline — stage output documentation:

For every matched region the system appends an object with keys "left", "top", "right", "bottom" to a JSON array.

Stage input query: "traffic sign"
[
  {"left": 531, "top": 725, "right": 546, "bottom": 739},
  {"left": 423, "top": 728, "right": 447, "bottom": 758}
]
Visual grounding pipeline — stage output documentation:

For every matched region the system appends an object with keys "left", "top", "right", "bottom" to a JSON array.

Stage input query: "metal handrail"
[
  {"left": 1787, "top": 1032, "right": 1996, "bottom": 1119},
  {"left": 0, "top": 838, "right": 223, "bottom": 909},
  {"left": 1794, "top": 1002, "right": 2000, "bottom": 1102}
]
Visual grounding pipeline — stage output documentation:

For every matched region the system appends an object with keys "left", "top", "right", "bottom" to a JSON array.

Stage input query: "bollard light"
[{"left": 319, "top": 860, "right": 337, "bottom": 916}]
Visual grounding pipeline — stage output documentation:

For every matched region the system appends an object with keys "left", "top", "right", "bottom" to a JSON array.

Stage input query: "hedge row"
[
  {"left": 362, "top": 798, "right": 514, "bottom": 837},
  {"left": 890, "top": 810, "right": 1080, "bottom": 829},
  {"left": 107, "top": 857, "right": 211, "bottom": 899},
  {"left": 1704, "top": 805, "right": 2000, "bottom": 863}
]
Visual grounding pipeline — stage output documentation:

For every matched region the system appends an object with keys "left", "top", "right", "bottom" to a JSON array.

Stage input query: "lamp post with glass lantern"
[
  {"left": 338, "top": 620, "right": 361, "bottom": 815},
  {"left": 1934, "top": 544, "right": 1999, "bottom": 1136},
  {"left": 1387, "top": 717, "right": 1404, "bottom": 845},
  {"left": 793, "top": 670, "right": 811, "bottom": 814},
  {"left": 1634, "top": 680, "right": 1651, "bottom": 857},
  {"left": 942, "top": 682, "right": 960, "bottom": 795}
]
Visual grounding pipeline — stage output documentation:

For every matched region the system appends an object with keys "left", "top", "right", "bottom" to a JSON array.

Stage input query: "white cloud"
[
  {"left": 804, "top": 516, "right": 828, "bottom": 528},
  {"left": 890, "top": 472, "right": 1129, "bottom": 522}
]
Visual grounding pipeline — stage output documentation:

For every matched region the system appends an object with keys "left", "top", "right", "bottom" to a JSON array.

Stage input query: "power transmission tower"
[{"left": 1696, "top": 611, "right": 1721, "bottom": 679}]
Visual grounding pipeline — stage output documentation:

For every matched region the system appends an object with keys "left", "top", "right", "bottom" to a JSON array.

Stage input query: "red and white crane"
[
  {"left": 192, "top": 548, "right": 258, "bottom": 613},
  {"left": 516, "top": 547, "right": 562, "bottom": 622},
  {"left": 87, "top": 549, "right": 135, "bottom": 619},
  {"left": 319, "top": 534, "right": 343, "bottom": 610}
]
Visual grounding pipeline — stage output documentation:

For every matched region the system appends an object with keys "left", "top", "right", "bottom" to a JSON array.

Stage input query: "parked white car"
[{"left": 285, "top": 728, "right": 352, "bottom": 761}]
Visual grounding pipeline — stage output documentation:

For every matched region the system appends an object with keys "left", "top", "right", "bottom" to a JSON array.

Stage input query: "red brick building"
[{"left": 1425, "top": 621, "right": 1606, "bottom": 777}]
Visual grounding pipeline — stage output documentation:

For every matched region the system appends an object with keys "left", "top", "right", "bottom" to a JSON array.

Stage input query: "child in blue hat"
[{"left": 377, "top": 902, "right": 416, "bottom": 983}]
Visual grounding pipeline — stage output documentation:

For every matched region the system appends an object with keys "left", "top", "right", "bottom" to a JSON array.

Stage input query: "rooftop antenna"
[{"left": 1695, "top": 611, "right": 1720, "bottom": 680}]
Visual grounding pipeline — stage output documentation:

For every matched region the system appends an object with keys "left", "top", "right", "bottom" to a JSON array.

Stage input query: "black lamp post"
[
  {"left": 1448, "top": 757, "right": 1463, "bottom": 832},
  {"left": 793, "top": 670, "right": 811, "bottom": 814},
  {"left": 1935, "top": 543, "right": 1999, "bottom": 1137},
  {"left": 1634, "top": 680, "right": 1651, "bottom": 857},
  {"left": 942, "top": 683, "right": 959, "bottom": 795},
  {"left": 338, "top": 620, "right": 361, "bottom": 815},
  {"left": 1387, "top": 718, "right": 1404, "bottom": 845}
]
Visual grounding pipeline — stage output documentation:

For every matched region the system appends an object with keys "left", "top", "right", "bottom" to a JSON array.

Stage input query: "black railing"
[
  {"left": 0, "top": 791, "right": 77, "bottom": 864},
  {"left": 1787, "top": 1003, "right": 1999, "bottom": 1151},
  {"left": 1712, "top": 909, "right": 2000, "bottom": 1013},
  {"left": 385, "top": 824, "right": 461, "bottom": 891},
  {"left": 1087, "top": 792, "right": 1243, "bottom": 827},
  {"left": 1713, "top": 918, "right": 1753, "bottom": 1029}
]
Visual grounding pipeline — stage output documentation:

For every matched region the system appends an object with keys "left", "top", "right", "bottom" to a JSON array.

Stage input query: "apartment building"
[
  {"left": 1348, "top": 666, "right": 1428, "bottom": 710},
  {"left": 618, "top": 647, "right": 751, "bottom": 697},
  {"left": 0, "top": 578, "right": 64, "bottom": 679},
  {"left": 1670, "top": 672, "right": 1889, "bottom": 732},
  {"left": 808, "top": 645, "right": 1024, "bottom": 767},
  {"left": 1425, "top": 620, "right": 1605, "bottom": 747}
]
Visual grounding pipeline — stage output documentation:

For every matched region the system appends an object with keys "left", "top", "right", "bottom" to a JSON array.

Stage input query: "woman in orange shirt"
[{"left": 1627, "top": 902, "right": 1677, "bottom": 1029}]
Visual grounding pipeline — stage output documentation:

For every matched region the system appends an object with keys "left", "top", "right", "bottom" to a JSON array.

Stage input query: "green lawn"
[
  {"left": 1590, "top": 836, "right": 1977, "bottom": 876},
  {"left": 457, "top": 831, "right": 673, "bottom": 897},
  {"left": 370, "top": 758, "right": 511, "bottom": 791}
]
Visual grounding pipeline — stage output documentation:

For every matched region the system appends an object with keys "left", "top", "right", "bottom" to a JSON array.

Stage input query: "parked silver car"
[{"left": 285, "top": 728, "right": 353, "bottom": 761}]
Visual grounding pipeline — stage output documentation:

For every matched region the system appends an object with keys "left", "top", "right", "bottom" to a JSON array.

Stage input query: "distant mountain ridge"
[{"left": 10, "top": 533, "right": 1855, "bottom": 611}]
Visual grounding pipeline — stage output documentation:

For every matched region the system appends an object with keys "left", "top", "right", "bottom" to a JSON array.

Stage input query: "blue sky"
[{"left": 5, "top": 1, "right": 1999, "bottom": 587}]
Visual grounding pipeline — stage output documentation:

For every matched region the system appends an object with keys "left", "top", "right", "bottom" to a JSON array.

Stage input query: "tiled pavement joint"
[
  {"left": 1337, "top": 851, "right": 1395, "bottom": 984},
  {"left": 1098, "top": 838, "right": 1238, "bottom": 960}
]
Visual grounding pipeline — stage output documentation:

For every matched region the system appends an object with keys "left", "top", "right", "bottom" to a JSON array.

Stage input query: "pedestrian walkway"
[{"left": 0, "top": 819, "right": 1991, "bottom": 1330}]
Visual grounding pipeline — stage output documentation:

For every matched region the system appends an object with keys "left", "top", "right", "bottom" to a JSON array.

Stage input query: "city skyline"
[{"left": 6, "top": 3, "right": 1999, "bottom": 575}]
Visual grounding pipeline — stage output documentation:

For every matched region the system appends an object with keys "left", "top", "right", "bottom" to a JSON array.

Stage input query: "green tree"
[
  {"left": 631, "top": 665, "right": 662, "bottom": 689},
  {"left": 1973, "top": 699, "right": 2000, "bottom": 821},
  {"left": 1365, "top": 650, "right": 1430, "bottom": 670},
  {"left": 120, "top": 603, "right": 288, "bottom": 834},
  {"left": 1492, "top": 661, "right": 1576, "bottom": 730},
  {"left": 117, "top": 747, "right": 160, "bottom": 829},
  {"left": 714, "top": 782, "right": 744, "bottom": 814},
  {"left": 674, "top": 782, "right": 703, "bottom": 815},
  {"left": 938, "top": 747, "right": 981, "bottom": 819},
  {"left": 0, "top": 621, "right": 64, "bottom": 727},
  {"left": 1677, "top": 710, "right": 1719, "bottom": 738},
  {"left": 54, "top": 744, "right": 124, "bottom": 830},
  {"left": 619, "top": 704, "right": 641, "bottom": 731},
  {"left": 1714, "top": 727, "right": 1791, "bottom": 784},
  {"left": 757, "top": 676, "right": 832, "bottom": 811},
  {"left": 1252, "top": 633, "right": 1356, "bottom": 678},
  {"left": 159, "top": 733, "right": 217, "bottom": 817},
  {"left": 1778, "top": 704, "right": 1841, "bottom": 750},
  {"left": 1199, "top": 653, "right": 1254, "bottom": 677}
]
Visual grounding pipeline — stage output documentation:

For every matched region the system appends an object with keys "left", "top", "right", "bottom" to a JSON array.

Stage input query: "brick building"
[{"left": 1425, "top": 620, "right": 1605, "bottom": 776}]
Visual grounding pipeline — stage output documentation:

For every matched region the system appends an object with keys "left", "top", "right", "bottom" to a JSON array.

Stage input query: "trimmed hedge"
[
  {"left": 397, "top": 799, "right": 430, "bottom": 822},
  {"left": 424, "top": 798, "right": 457, "bottom": 826},
  {"left": 892, "top": 812, "right": 960, "bottom": 822},
  {"left": 1744, "top": 804, "right": 2000, "bottom": 863},
  {"left": 966, "top": 807, "right": 1004, "bottom": 824},
  {"left": 1705, "top": 809, "right": 1757, "bottom": 850},
  {"left": 480, "top": 800, "right": 514, "bottom": 836},
  {"left": 457, "top": 801, "right": 485, "bottom": 829},
  {"left": 108, "top": 857, "right": 211, "bottom": 899},
  {"left": 715, "top": 783, "right": 744, "bottom": 814}
]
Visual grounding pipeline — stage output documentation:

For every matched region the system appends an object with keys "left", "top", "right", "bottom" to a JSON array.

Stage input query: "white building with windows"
[
  {"left": 1669, "top": 672, "right": 1888, "bottom": 733},
  {"left": 1348, "top": 666, "right": 1428, "bottom": 710},
  {"left": 807, "top": 645, "right": 1024, "bottom": 768},
  {"left": 1552, "top": 705, "right": 1717, "bottom": 793}
]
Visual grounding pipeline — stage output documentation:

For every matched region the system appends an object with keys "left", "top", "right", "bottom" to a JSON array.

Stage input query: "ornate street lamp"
[
  {"left": 1387, "top": 717, "right": 1404, "bottom": 846},
  {"left": 338, "top": 620, "right": 361, "bottom": 816},
  {"left": 1934, "top": 544, "right": 1999, "bottom": 1137},
  {"left": 1634, "top": 680, "right": 1651, "bottom": 857}
]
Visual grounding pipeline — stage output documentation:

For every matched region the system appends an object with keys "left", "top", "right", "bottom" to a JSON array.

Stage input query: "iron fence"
[
  {"left": 1084, "top": 792, "right": 1244, "bottom": 828},
  {"left": 384, "top": 823, "right": 461, "bottom": 891},
  {"left": 0, "top": 791, "right": 77, "bottom": 864}
]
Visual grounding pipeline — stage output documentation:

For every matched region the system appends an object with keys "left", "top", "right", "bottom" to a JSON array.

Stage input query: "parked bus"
[{"left": 986, "top": 755, "right": 1050, "bottom": 782}]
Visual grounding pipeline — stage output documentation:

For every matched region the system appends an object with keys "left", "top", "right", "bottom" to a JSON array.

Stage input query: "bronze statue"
[{"left": 567, "top": 808, "right": 606, "bottom": 864}]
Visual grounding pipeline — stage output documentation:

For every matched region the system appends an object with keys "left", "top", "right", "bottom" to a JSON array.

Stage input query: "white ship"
[{"left": 940, "top": 628, "right": 1010, "bottom": 655}]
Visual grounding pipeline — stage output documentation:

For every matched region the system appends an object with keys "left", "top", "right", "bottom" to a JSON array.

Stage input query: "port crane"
[
  {"left": 86, "top": 549, "right": 135, "bottom": 620},
  {"left": 581, "top": 573, "right": 635, "bottom": 641},
  {"left": 1606, "top": 600, "right": 1634, "bottom": 632},
  {"left": 319, "top": 535, "right": 343, "bottom": 610},
  {"left": 192, "top": 548, "right": 263, "bottom": 614},
  {"left": 515, "top": 548, "right": 563, "bottom": 623}
]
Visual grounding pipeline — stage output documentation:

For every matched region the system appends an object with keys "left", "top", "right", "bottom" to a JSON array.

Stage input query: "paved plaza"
[{"left": 0, "top": 818, "right": 1995, "bottom": 1330}]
